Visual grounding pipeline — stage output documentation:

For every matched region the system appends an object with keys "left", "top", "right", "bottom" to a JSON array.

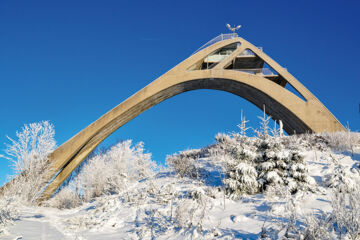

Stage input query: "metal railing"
[
  {"left": 192, "top": 33, "right": 264, "bottom": 57},
  {"left": 192, "top": 33, "right": 238, "bottom": 55}
]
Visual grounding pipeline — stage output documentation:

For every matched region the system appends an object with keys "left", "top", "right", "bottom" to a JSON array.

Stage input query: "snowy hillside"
[{"left": 0, "top": 122, "right": 360, "bottom": 239}]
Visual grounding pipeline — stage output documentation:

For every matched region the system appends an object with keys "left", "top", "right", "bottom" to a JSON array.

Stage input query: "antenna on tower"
[{"left": 226, "top": 23, "right": 241, "bottom": 36}]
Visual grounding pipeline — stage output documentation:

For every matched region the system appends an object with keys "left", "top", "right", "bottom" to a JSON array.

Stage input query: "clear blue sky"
[{"left": 1, "top": 0, "right": 359, "bottom": 185}]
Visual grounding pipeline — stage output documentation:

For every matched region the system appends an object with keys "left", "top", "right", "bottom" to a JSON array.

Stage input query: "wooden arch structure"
[{"left": 36, "top": 34, "right": 344, "bottom": 202}]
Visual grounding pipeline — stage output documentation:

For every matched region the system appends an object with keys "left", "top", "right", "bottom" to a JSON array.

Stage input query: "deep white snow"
[{"left": 1, "top": 130, "right": 360, "bottom": 239}]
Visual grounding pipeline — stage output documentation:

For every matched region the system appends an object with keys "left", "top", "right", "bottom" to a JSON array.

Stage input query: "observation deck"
[{"left": 192, "top": 33, "right": 287, "bottom": 87}]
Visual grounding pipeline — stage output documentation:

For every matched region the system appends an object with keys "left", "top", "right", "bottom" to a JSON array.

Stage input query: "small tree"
[
  {"left": 237, "top": 110, "right": 249, "bottom": 137},
  {"left": 256, "top": 106, "right": 271, "bottom": 138},
  {"left": 3, "top": 121, "right": 56, "bottom": 204},
  {"left": 5, "top": 121, "right": 56, "bottom": 174}
]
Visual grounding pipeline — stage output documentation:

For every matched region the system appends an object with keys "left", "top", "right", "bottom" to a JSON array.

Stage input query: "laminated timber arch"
[{"left": 36, "top": 35, "right": 344, "bottom": 202}]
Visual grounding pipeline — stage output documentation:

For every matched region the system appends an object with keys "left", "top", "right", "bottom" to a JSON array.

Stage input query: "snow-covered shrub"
[
  {"left": 213, "top": 133, "right": 314, "bottom": 199},
  {"left": 288, "top": 185, "right": 360, "bottom": 240},
  {"left": 331, "top": 186, "right": 360, "bottom": 239},
  {"left": 325, "top": 163, "right": 360, "bottom": 192},
  {"left": 292, "top": 131, "right": 360, "bottom": 153},
  {"left": 223, "top": 160, "right": 259, "bottom": 195},
  {"left": 175, "top": 196, "right": 208, "bottom": 231},
  {"left": 166, "top": 149, "right": 202, "bottom": 178},
  {"left": 293, "top": 133, "right": 330, "bottom": 152},
  {"left": 52, "top": 140, "right": 155, "bottom": 203},
  {"left": 0, "top": 197, "right": 18, "bottom": 234},
  {"left": 320, "top": 131, "right": 360, "bottom": 152},
  {"left": 166, "top": 126, "right": 315, "bottom": 199},
  {"left": 300, "top": 213, "right": 334, "bottom": 240},
  {"left": 47, "top": 187, "right": 81, "bottom": 209},
  {"left": 2, "top": 121, "right": 56, "bottom": 204},
  {"left": 282, "top": 202, "right": 334, "bottom": 239}
]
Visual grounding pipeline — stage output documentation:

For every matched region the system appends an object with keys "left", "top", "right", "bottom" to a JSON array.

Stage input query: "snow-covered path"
[{"left": 3, "top": 207, "right": 69, "bottom": 240}]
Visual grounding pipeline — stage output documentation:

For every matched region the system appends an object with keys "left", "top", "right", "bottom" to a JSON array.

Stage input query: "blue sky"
[{"left": 0, "top": 0, "right": 359, "bottom": 185}]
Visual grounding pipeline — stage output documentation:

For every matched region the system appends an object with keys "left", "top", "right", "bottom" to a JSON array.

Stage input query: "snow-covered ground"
[{"left": 1, "top": 143, "right": 359, "bottom": 239}]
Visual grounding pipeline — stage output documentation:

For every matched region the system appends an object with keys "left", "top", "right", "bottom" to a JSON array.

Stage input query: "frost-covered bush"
[
  {"left": 206, "top": 112, "right": 314, "bottom": 198},
  {"left": 166, "top": 129, "right": 315, "bottom": 199},
  {"left": 325, "top": 161, "right": 360, "bottom": 192},
  {"left": 214, "top": 133, "right": 314, "bottom": 198},
  {"left": 175, "top": 190, "right": 208, "bottom": 231},
  {"left": 291, "top": 131, "right": 360, "bottom": 153},
  {"left": 290, "top": 185, "right": 360, "bottom": 239},
  {"left": 166, "top": 132, "right": 315, "bottom": 199},
  {"left": 331, "top": 186, "right": 360, "bottom": 239},
  {"left": 0, "top": 197, "right": 18, "bottom": 234},
  {"left": 166, "top": 149, "right": 202, "bottom": 178},
  {"left": 224, "top": 161, "right": 258, "bottom": 195},
  {"left": 47, "top": 187, "right": 81, "bottom": 209},
  {"left": 320, "top": 131, "right": 360, "bottom": 152},
  {"left": 300, "top": 213, "right": 334, "bottom": 240},
  {"left": 50, "top": 140, "right": 156, "bottom": 205},
  {"left": 2, "top": 121, "right": 56, "bottom": 204}
]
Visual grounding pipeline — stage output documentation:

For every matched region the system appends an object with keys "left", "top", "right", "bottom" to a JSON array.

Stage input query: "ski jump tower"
[{"left": 33, "top": 30, "right": 344, "bottom": 202}]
